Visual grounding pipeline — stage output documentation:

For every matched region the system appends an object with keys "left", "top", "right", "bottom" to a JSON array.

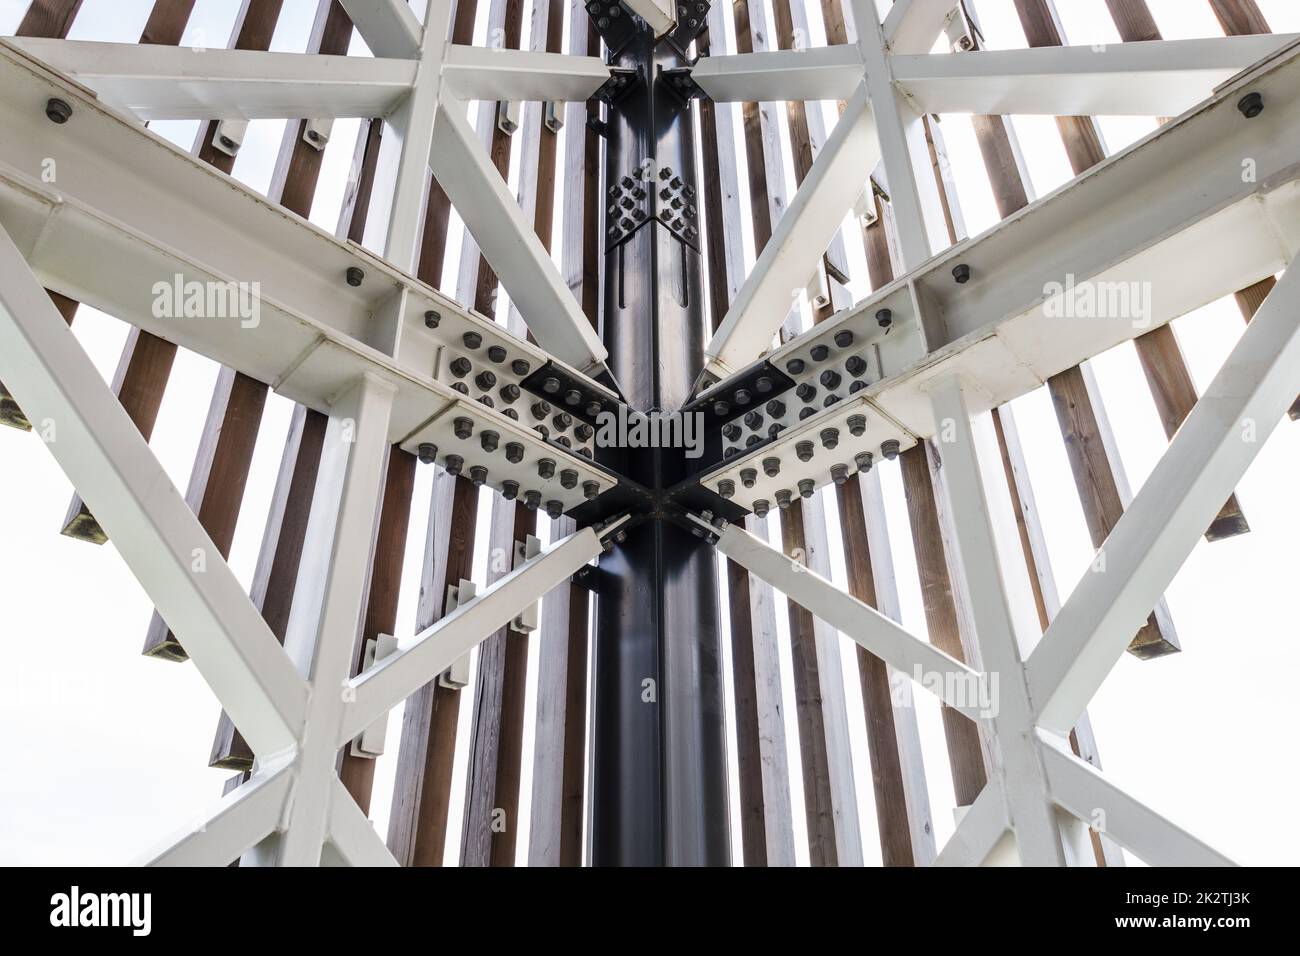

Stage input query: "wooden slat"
[
  {"left": 139, "top": 0, "right": 199, "bottom": 45},
  {"left": 1208, "top": 0, "right": 1271, "bottom": 36},
  {"left": 15, "top": 0, "right": 83, "bottom": 38},
  {"left": 210, "top": 404, "right": 328, "bottom": 768},
  {"left": 386, "top": 470, "right": 479, "bottom": 866},
  {"left": 339, "top": 446, "right": 417, "bottom": 812}
]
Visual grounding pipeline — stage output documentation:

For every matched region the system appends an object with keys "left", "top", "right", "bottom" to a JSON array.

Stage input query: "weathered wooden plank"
[
  {"left": 1208, "top": 0, "right": 1271, "bottom": 36},
  {"left": 210, "top": 404, "right": 328, "bottom": 768},
  {"left": 15, "top": 0, "right": 83, "bottom": 38},
  {"left": 386, "top": 469, "right": 479, "bottom": 866}
]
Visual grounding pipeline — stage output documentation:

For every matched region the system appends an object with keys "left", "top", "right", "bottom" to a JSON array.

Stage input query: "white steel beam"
[
  {"left": 1039, "top": 733, "right": 1236, "bottom": 866},
  {"left": 0, "top": 223, "right": 307, "bottom": 758},
  {"left": 6, "top": 39, "right": 416, "bottom": 120},
  {"left": 337, "top": 0, "right": 424, "bottom": 60},
  {"left": 275, "top": 373, "right": 397, "bottom": 866},
  {"left": 710, "top": 520, "right": 990, "bottom": 722},
  {"left": 893, "top": 35, "right": 1299, "bottom": 117},
  {"left": 691, "top": 46, "right": 866, "bottom": 103},
  {"left": 933, "top": 781, "right": 1008, "bottom": 867},
  {"left": 326, "top": 778, "right": 399, "bottom": 866},
  {"left": 141, "top": 764, "right": 293, "bottom": 867},
  {"left": 1026, "top": 260, "right": 1300, "bottom": 736},
  {"left": 623, "top": 0, "right": 676, "bottom": 39},
  {"left": 883, "top": 0, "right": 958, "bottom": 55},
  {"left": 339, "top": 524, "right": 609, "bottom": 745},
  {"left": 430, "top": 97, "right": 609, "bottom": 372},
  {"left": 441, "top": 46, "right": 610, "bottom": 102},
  {"left": 705, "top": 84, "right": 879, "bottom": 377},
  {"left": 928, "top": 376, "right": 1070, "bottom": 865}
]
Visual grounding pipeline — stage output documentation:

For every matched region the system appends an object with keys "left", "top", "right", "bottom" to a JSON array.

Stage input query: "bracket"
[
  {"left": 212, "top": 118, "right": 248, "bottom": 157},
  {"left": 302, "top": 117, "right": 332, "bottom": 151},
  {"left": 660, "top": 67, "right": 706, "bottom": 107},
  {"left": 592, "top": 67, "right": 640, "bottom": 107},
  {"left": 438, "top": 579, "right": 478, "bottom": 689},
  {"left": 498, "top": 99, "right": 521, "bottom": 135},
  {"left": 350, "top": 632, "right": 398, "bottom": 758},
  {"left": 544, "top": 100, "right": 563, "bottom": 133},
  {"left": 509, "top": 534, "right": 544, "bottom": 634}
]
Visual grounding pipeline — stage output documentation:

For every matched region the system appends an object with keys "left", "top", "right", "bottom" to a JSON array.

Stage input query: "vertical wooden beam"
[
  {"left": 386, "top": 470, "right": 479, "bottom": 866},
  {"left": 1207, "top": 0, "right": 1271, "bottom": 36}
]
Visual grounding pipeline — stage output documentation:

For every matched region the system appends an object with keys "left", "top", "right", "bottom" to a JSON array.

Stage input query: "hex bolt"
[
  {"left": 847, "top": 414, "right": 867, "bottom": 437},
  {"left": 538, "top": 458, "right": 557, "bottom": 480},
  {"left": 753, "top": 499, "right": 770, "bottom": 518},
  {"left": 452, "top": 417, "right": 473, "bottom": 440},
  {"left": 424, "top": 310, "right": 441, "bottom": 328},
  {"left": 810, "top": 344, "right": 830, "bottom": 362},
  {"left": 451, "top": 382, "right": 469, "bottom": 395},
  {"left": 724, "top": 446, "right": 739, "bottom": 460},
  {"left": 876, "top": 308, "right": 892, "bottom": 329},
  {"left": 849, "top": 380, "right": 867, "bottom": 394},
  {"left": 487, "top": 345, "right": 507, "bottom": 363},
  {"left": 575, "top": 423, "right": 594, "bottom": 441},
  {"left": 564, "top": 389, "right": 582, "bottom": 406},
  {"left": 469, "top": 465, "right": 488, "bottom": 487},
  {"left": 585, "top": 401, "right": 603, "bottom": 418},
  {"left": 846, "top": 355, "right": 868, "bottom": 377},
  {"left": 503, "top": 408, "right": 519, "bottom": 420},
  {"left": 743, "top": 411, "right": 763, "bottom": 430},
  {"left": 577, "top": 447, "right": 593, "bottom": 459},
  {"left": 45, "top": 98, "right": 73, "bottom": 124},
  {"left": 796, "top": 383, "right": 817, "bottom": 403},
  {"left": 833, "top": 329, "right": 854, "bottom": 349},
  {"left": 734, "top": 388, "right": 752, "bottom": 406},
  {"left": 712, "top": 400, "right": 730, "bottom": 417},
  {"left": 511, "top": 359, "right": 531, "bottom": 376},
  {"left": 952, "top": 263, "right": 971, "bottom": 284},
  {"left": 505, "top": 441, "right": 525, "bottom": 464},
  {"left": 531, "top": 401, "right": 551, "bottom": 420},
  {"left": 831, "top": 464, "right": 850, "bottom": 485},
  {"left": 768, "top": 423, "right": 785, "bottom": 438},
  {"left": 346, "top": 266, "right": 364, "bottom": 287},
  {"left": 449, "top": 357, "right": 472, "bottom": 378},
  {"left": 560, "top": 469, "right": 579, "bottom": 489},
  {"left": 417, "top": 442, "right": 438, "bottom": 464},
  {"left": 766, "top": 399, "right": 786, "bottom": 417},
  {"left": 755, "top": 376, "right": 774, "bottom": 393},
  {"left": 717, "top": 479, "right": 736, "bottom": 499},
  {"left": 499, "top": 383, "right": 521, "bottom": 403},
  {"left": 1238, "top": 91, "right": 1264, "bottom": 118},
  {"left": 552, "top": 412, "right": 573, "bottom": 431},
  {"left": 798, "top": 407, "right": 816, "bottom": 421},
  {"left": 463, "top": 331, "right": 483, "bottom": 350},
  {"left": 524, "top": 490, "right": 542, "bottom": 511},
  {"left": 475, "top": 370, "right": 497, "bottom": 391},
  {"left": 444, "top": 454, "right": 464, "bottom": 476},
  {"left": 775, "top": 489, "right": 793, "bottom": 510},
  {"left": 583, "top": 480, "right": 601, "bottom": 500},
  {"left": 740, "top": 467, "right": 758, "bottom": 488},
  {"left": 480, "top": 430, "right": 500, "bottom": 453},
  {"left": 786, "top": 358, "right": 805, "bottom": 375},
  {"left": 535, "top": 424, "right": 550, "bottom": 440},
  {"left": 762, "top": 456, "right": 781, "bottom": 478},
  {"left": 746, "top": 434, "right": 763, "bottom": 447},
  {"left": 798, "top": 479, "right": 816, "bottom": 499},
  {"left": 855, "top": 451, "right": 874, "bottom": 473},
  {"left": 820, "top": 427, "right": 840, "bottom": 450},
  {"left": 819, "top": 369, "right": 842, "bottom": 390},
  {"left": 502, "top": 479, "right": 520, "bottom": 500},
  {"left": 542, "top": 376, "right": 561, "bottom": 394},
  {"left": 823, "top": 394, "right": 840, "bottom": 408},
  {"left": 881, "top": 439, "right": 901, "bottom": 460},
  {"left": 722, "top": 422, "right": 742, "bottom": 441},
  {"left": 546, "top": 500, "right": 564, "bottom": 519},
  {"left": 796, "top": 440, "right": 815, "bottom": 462}
]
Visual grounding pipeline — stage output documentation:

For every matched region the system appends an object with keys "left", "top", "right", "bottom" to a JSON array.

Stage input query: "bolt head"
[
  {"left": 417, "top": 442, "right": 438, "bottom": 464},
  {"left": 45, "top": 98, "right": 72, "bottom": 124},
  {"left": 1238, "top": 91, "right": 1264, "bottom": 119}
]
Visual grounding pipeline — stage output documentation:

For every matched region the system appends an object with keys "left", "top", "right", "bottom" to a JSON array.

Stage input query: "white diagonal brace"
[
  {"left": 140, "top": 763, "right": 293, "bottom": 867},
  {"left": 7, "top": 39, "right": 416, "bottom": 120},
  {"left": 430, "top": 96, "right": 609, "bottom": 372},
  {"left": 0, "top": 223, "right": 307, "bottom": 758},
  {"left": 893, "top": 35, "right": 1299, "bottom": 117},
  {"left": 326, "top": 778, "right": 399, "bottom": 866},
  {"left": 928, "top": 376, "right": 1070, "bottom": 865},
  {"left": 883, "top": 0, "right": 958, "bottom": 55},
  {"left": 711, "top": 521, "right": 989, "bottom": 721},
  {"left": 339, "top": 524, "right": 605, "bottom": 745},
  {"left": 275, "top": 373, "right": 397, "bottom": 866},
  {"left": 624, "top": 0, "right": 676, "bottom": 39},
  {"left": 933, "top": 782, "right": 1009, "bottom": 867},
  {"left": 1027, "top": 260, "right": 1300, "bottom": 736},
  {"left": 337, "top": 0, "right": 424, "bottom": 60},
  {"left": 691, "top": 46, "right": 866, "bottom": 103},
  {"left": 1038, "top": 733, "right": 1236, "bottom": 866},
  {"left": 441, "top": 46, "right": 610, "bottom": 102},
  {"left": 705, "top": 83, "right": 878, "bottom": 377}
]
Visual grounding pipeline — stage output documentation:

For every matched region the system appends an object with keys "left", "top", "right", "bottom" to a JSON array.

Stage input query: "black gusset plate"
[
  {"left": 520, "top": 360, "right": 625, "bottom": 429},
  {"left": 585, "top": 2, "right": 640, "bottom": 58},
  {"left": 664, "top": 0, "right": 711, "bottom": 58}
]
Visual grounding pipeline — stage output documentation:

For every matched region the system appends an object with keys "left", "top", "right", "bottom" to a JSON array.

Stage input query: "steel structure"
[{"left": 0, "top": 0, "right": 1296, "bottom": 865}]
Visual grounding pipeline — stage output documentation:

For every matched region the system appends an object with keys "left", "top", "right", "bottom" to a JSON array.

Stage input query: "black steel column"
[{"left": 588, "top": 6, "right": 730, "bottom": 866}]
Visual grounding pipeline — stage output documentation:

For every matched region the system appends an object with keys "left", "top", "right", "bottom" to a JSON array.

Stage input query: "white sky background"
[{"left": 0, "top": 0, "right": 1298, "bottom": 865}]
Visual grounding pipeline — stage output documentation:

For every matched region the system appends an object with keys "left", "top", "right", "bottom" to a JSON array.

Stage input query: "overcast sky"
[{"left": 1, "top": 0, "right": 1298, "bottom": 866}]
